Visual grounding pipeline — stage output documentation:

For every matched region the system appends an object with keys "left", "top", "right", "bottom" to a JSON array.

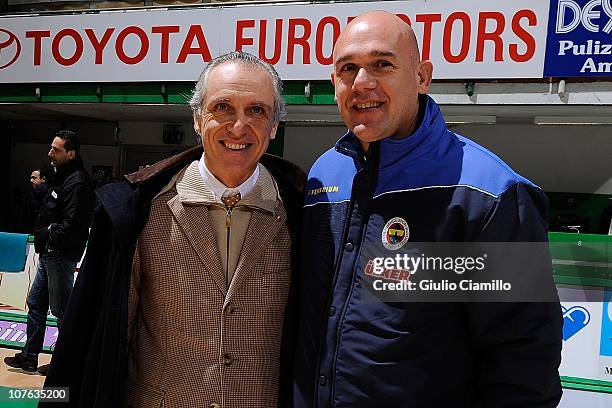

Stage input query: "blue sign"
[
  {"left": 562, "top": 305, "right": 591, "bottom": 341},
  {"left": 544, "top": 0, "right": 612, "bottom": 77}
]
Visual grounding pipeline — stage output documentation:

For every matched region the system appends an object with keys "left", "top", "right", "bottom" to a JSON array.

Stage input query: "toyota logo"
[{"left": 0, "top": 29, "right": 21, "bottom": 69}]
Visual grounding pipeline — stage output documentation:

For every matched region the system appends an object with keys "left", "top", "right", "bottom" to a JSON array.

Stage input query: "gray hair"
[{"left": 189, "top": 51, "right": 287, "bottom": 125}]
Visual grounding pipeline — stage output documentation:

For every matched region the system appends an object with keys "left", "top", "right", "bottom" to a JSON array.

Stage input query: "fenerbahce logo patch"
[{"left": 382, "top": 217, "right": 410, "bottom": 250}]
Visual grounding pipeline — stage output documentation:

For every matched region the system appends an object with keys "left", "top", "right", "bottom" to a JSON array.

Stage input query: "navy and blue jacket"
[{"left": 294, "top": 95, "right": 563, "bottom": 408}]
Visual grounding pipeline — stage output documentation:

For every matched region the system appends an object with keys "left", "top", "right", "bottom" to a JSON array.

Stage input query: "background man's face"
[
  {"left": 332, "top": 18, "right": 425, "bottom": 145},
  {"left": 48, "top": 137, "right": 74, "bottom": 168},
  {"left": 194, "top": 62, "right": 277, "bottom": 187},
  {"left": 30, "top": 170, "right": 43, "bottom": 187}
]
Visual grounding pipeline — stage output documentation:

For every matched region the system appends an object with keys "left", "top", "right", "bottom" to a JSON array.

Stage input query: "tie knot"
[{"left": 221, "top": 191, "right": 241, "bottom": 209}]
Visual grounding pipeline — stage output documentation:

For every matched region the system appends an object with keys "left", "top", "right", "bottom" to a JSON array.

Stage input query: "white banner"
[
  {"left": 0, "top": 0, "right": 550, "bottom": 83},
  {"left": 558, "top": 286, "right": 612, "bottom": 383}
]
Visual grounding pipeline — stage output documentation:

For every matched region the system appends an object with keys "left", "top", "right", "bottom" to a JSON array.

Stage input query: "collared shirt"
[{"left": 198, "top": 154, "right": 259, "bottom": 201}]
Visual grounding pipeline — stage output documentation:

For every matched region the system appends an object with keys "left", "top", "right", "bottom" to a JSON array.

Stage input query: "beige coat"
[{"left": 125, "top": 162, "right": 291, "bottom": 408}]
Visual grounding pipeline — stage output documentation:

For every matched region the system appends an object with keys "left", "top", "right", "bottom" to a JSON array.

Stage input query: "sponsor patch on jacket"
[
  {"left": 364, "top": 259, "right": 412, "bottom": 282},
  {"left": 307, "top": 185, "right": 339, "bottom": 196},
  {"left": 382, "top": 217, "right": 410, "bottom": 250}
]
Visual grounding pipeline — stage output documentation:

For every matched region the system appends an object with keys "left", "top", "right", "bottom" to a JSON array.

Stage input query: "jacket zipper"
[
  {"left": 225, "top": 207, "right": 233, "bottom": 283},
  {"left": 336, "top": 145, "right": 363, "bottom": 164}
]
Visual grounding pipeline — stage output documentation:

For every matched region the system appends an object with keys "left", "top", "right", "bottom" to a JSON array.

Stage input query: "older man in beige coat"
[{"left": 42, "top": 52, "right": 305, "bottom": 408}]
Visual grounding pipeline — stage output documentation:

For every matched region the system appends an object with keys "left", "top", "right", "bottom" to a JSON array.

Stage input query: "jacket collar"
[
  {"left": 335, "top": 94, "right": 448, "bottom": 168},
  {"left": 175, "top": 161, "right": 278, "bottom": 214},
  {"left": 54, "top": 158, "right": 84, "bottom": 183},
  {"left": 124, "top": 146, "right": 203, "bottom": 184}
]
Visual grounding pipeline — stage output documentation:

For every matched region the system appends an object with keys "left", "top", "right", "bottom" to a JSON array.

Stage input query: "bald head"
[
  {"left": 331, "top": 10, "right": 433, "bottom": 149},
  {"left": 334, "top": 11, "right": 421, "bottom": 66}
]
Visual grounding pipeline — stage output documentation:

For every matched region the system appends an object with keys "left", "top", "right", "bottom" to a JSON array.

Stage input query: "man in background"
[
  {"left": 5, "top": 130, "right": 94, "bottom": 375},
  {"left": 21, "top": 165, "right": 53, "bottom": 233},
  {"left": 30, "top": 167, "right": 47, "bottom": 188}
]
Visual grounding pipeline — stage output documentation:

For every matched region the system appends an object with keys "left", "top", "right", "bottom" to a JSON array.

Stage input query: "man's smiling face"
[
  {"left": 194, "top": 61, "right": 277, "bottom": 187},
  {"left": 332, "top": 12, "right": 432, "bottom": 150}
]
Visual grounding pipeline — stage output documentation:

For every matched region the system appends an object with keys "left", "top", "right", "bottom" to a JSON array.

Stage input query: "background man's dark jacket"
[
  {"left": 41, "top": 146, "right": 305, "bottom": 407},
  {"left": 19, "top": 183, "right": 48, "bottom": 233},
  {"left": 33, "top": 159, "right": 95, "bottom": 261},
  {"left": 29, "top": 184, "right": 48, "bottom": 227}
]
